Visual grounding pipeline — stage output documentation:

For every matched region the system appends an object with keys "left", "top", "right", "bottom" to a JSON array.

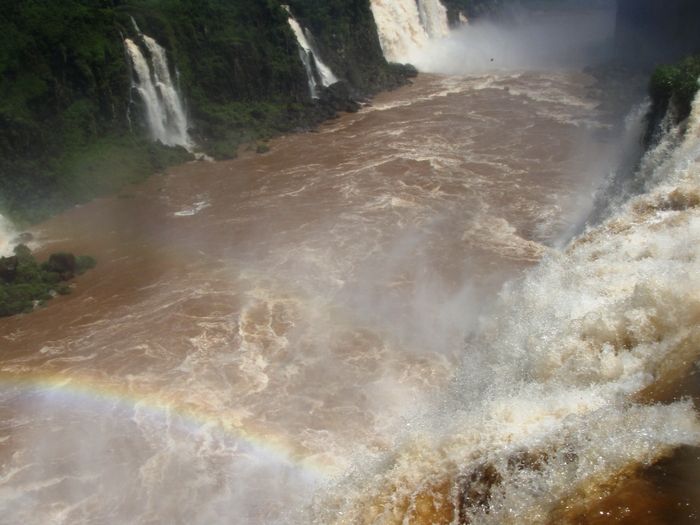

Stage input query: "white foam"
[
  {"left": 370, "top": 0, "right": 449, "bottom": 63},
  {"left": 301, "top": 75, "right": 700, "bottom": 525},
  {"left": 398, "top": 9, "right": 615, "bottom": 75},
  {"left": 172, "top": 199, "right": 210, "bottom": 217}
]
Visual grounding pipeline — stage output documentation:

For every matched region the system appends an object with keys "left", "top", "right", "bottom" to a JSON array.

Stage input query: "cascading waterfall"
[
  {"left": 284, "top": 7, "right": 338, "bottom": 98},
  {"left": 124, "top": 35, "right": 191, "bottom": 148},
  {"left": 0, "top": 214, "right": 15, "bottom": 257},
  {"left": 370, "top": 0, "right": 449, "bottom": 63},
  {"left": 305, "top": 87, "right": 700, "bottom": 524}
]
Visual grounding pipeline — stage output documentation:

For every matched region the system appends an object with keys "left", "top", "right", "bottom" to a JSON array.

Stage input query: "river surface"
[{"left": 1, "top": 62, "right": 700, "bottom": 524}]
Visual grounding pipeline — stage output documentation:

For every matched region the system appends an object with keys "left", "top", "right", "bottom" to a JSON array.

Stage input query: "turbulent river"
[{"left": 2, "top": 8, "right": 700, "bottom": 525}]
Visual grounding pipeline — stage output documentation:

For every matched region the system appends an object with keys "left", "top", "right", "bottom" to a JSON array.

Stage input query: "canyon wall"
[
  {"left": 0, "top": 0, "right": 411, "bottom": 223},
  {"left": 616, "top": 0, "right": 700, "bottom": 66}
]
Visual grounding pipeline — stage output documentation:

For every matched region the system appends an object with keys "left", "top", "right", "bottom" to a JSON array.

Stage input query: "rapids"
[
  {"left": 1, "top": 6, "right": 700, "bottom": 525},
  {"left": 0, "top": 69, "right": 614, "bottom": 523}
]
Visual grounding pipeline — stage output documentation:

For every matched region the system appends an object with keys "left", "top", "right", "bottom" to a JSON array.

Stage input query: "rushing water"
[
  {"left": 370, "top": 0, "right": 449, "bottom": 63},
  {"left": 284, "top": 7, "right": 338, "bottom": 98},
  {"left": 0, "top": 215, "right": 15, "bottom": 257},
  {"left": 125, "top": 35, "right": 191, "bottom": 148},
  {"left": 2, "top": 7, "right": 700, "bottom": 525}
]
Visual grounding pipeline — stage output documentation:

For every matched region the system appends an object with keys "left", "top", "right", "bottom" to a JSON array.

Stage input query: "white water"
[
  {"left": 3, "top": 6, "right": 700, "bottom": 523},
  {"left": 370, "top": 4, "right": 615, "bottom": 74},
  {"left": 303, "top": 84, "right": 700, "bottom": 525},
  {"left": 0, "top": 214, "right": 15, "bottom": 257},
  {"left": 370, "top": 0, "right": 449, "bottom": 63},
  {"left": 124, "top": 36, "right": 191, "bottom": 148},
  {"left": 284, "top": 9, "right": 338, "bottom": 98}
]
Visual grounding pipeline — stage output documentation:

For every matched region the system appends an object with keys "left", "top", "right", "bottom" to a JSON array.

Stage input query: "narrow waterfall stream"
[
  {"left": 124, "top": 35, "right": 191, "bottom": 148},
  {"left": 0, "top": 215, "right": 15, "bottom": 257},
  {"left": 284, "top": 7, "right": 338, "bottom": 98}
]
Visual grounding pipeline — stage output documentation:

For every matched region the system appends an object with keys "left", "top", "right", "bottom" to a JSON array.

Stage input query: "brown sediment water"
[{"left": 1, "top": 65, "right": 699, "bottom": 524}]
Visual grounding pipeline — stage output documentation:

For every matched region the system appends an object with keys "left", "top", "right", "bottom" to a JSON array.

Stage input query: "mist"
[
  {"left": 0, "top": 214, "right": 16, "bottom": 257},
  {"left": 411, "top": 8, "right": 617, "bottom": 74},
  {"left": 7, "top": 0, "right": 700, "bottom": 523}
]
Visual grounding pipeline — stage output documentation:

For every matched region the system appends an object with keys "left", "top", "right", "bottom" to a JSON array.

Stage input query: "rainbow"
[{"left": 0, "top": 370, "right": 334, "bottom": 479}]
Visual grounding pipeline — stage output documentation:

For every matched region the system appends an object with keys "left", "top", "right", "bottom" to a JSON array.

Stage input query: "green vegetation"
[
  {"left": 0, "top": 0, "right": 195, "bottom": 224},
  {"left": 76, "top": 255, "right": 98, "bottom": 275},
  {"left": 285, "top": 0, "right": 409, "bottom": 86},
  {"left": 0, "top": 245, "right": 97, "bottom": 317},
  {"left": 650, "top": 55, "right": 700, "bottom": 121},
  {"left": 0, "top": 0, "right": 410, "bottom": 225}
]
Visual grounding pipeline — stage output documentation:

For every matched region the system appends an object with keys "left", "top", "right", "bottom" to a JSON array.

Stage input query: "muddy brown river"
[{"left": 2, "top": 58, "right": 700, "bottom": 524}]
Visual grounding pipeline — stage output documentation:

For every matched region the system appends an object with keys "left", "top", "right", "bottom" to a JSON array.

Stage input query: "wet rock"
[
  {"left": 389, "top": 62, "right": 419, "bottom": 78},
  {"left": 10, "top": 232, "right": 33, "bottom": 245},
  {"left": 0, "top": 256, "right": 19, "bottom": 282},
  {"left": 457, "top": 463, "right": 503, "bottom": 520},
  {"left": 47, "top": 252, "right": 76, "bottom": 281},
  {"left": 317, "top": 81, "right": 362, "bottom": 113}
]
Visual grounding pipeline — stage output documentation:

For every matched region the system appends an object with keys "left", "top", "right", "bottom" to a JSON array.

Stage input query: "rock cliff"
[
  {"left": 0, "top": 0, "right": 412, "bottom": 224},
  {"left": 615, "top": 0, "right": 700, "bottom": 66}
]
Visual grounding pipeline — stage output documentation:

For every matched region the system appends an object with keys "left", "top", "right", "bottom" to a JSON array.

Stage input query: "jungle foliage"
[
  {"left": 650, "top": 55, "right": 700, "bottom": 121},
  {"left": 0, "top": 0, "right": 408, "bottom": 225}
]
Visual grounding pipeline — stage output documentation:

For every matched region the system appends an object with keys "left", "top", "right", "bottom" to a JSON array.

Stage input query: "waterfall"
[
  {"left": 124, "top": 36, "right": 191, "bottom": 148},
  {"left": 370, "top": 0, "right": 449, "bottom": 63},
  {"left": 306, "top": 86, "right": 700, "bottom": 525},
  {"left": 0, "top": 214, "right": 15, "bottom": 257},
  {"left": 284, "top": 7, "right": 338, "bottom": 98}
]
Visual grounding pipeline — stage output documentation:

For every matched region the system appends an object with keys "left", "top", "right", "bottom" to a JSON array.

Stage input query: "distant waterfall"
[
  {"left": 124, "top": 36, "right": 191, "bottom": 148},
  {"left": 0, "top": 214, "right": 16, "bottom": 257},
  {"left": 370, "top": 0, "right": 449, "bottom": 63},
  {"left": 284, "top": 7, "right": 338, "bottom": 98}
]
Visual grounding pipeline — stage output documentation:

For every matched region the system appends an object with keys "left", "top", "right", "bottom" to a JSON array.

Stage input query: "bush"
[
  {"left": 0, "top": 245, "right": 96, "bottom": 317},
  {"left": 56, "top": 284, "right": 72, "bottom": 295},
  {"left": 650, "top": 56, "right": 700, "bottom": 120},
  {"left": 75, "top": 255, "right": 97, "bottom": 274},
  {"left": 13, "top": 243, "right": 34, "bottom": 264}
]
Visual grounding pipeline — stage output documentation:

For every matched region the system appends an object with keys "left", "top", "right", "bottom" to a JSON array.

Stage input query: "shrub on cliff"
[{"left": 650, "top": 56, "right": 700, "bottom": 121}]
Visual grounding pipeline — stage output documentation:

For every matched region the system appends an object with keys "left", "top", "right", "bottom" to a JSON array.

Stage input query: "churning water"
[{"left": 1, "top": 7, "right": 699, "bottom": 525}]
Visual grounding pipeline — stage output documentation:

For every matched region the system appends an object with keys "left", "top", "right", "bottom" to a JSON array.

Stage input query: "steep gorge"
[
  {"left": 0, "top": 0, "right": 413, "bottom": 224},
  {"left": 615, "top": 0, "right": 700, "bottom": 66}
]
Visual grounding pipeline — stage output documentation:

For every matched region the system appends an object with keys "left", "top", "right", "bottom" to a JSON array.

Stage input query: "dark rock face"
[
  {"left": 0, "top": 256, "right": 19, "bottom": 282},
  {"left": 47, "top": 253, "right": 76, "bottom": 281},
  {"left": 318, "top": 81, "right": 363, "bottom": 114},
  {"left": 616, "top": 0, "right": 700, "bottom": 66}
]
